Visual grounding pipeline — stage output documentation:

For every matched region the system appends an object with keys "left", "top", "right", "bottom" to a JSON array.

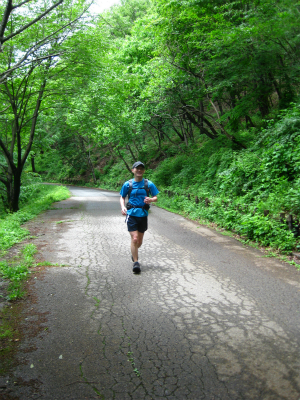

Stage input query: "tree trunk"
[
  {"left": 5, "top": 168, "right": 21, "bottom": 212},
  {"left": 178, "top": 117, "right": 188, "bottom": 146},
  {"left": 148, "top": 121, "right": 178, "bottom": 145},
  {"left": 268, "top": 71, "right": 281, "bottom": 100},
  {"left": 0, "top": 62, "right": 50, "bottom": 212},
  {"left": 126, "top": 144, "right": 136, "bottom": 161},
  {"left": 198, "top": 101, "right": 204, "bottom": 135},
  {"left": 184, "top": 110, "right": 217, "bottom": 139},
  {"left": 132, "top": 141, "right": 142, "bottom": 155},
  {"left": 169, "top": 120, "right": 185, "bottom": 141},
  {"left": 217, "top": 100, "right": 224, "bottom": 116},
  {"left": 187, "top": 118, "right": 194, "bottom": 142},
  {"left": 256, "top": 76, "right": 270, "bottom": 117},
  {"left": 79, "top": 135, "right": 97, "bottom": 184},
  {"left": 87, "top": 153, "right": 96, "bottom": 184},
  {"left": 116, "top": 148, "right": 132, "bottom": 174},
  {"left": 245, "top": 115, "right": 255, "bottom": 128},
  {"left": 31, "top": 155, "right": 36, "bottom": 173},
  {"left": 11, "top": 170, "right": 21, "bottom": 212},
  {"left": 144, "top": 126, "right": 167, "bottom": 156}
]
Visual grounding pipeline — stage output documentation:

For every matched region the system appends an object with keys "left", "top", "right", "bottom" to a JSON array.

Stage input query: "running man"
[{"left": 120, "top": 161, "right": 159, "bottom": 274}]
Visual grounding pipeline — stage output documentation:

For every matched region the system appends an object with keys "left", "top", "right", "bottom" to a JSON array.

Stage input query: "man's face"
[{"left": 132, "top": 166, "right": 145, "bottom": 177}]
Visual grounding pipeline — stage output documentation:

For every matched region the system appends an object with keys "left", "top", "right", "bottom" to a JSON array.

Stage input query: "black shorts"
[{"left": 126, "top": 215, "right": 148, "bottom": 233}]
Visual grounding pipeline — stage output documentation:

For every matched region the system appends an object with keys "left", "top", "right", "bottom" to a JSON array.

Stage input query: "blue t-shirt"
[{"left": 120, "top": 178, "right": 159, "bottom": 217}]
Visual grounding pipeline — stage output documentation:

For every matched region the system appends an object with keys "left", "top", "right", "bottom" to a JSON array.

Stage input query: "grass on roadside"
[
  {"left": 0, "top": 184, "right": 70, "bottom": 253},
  {"left": 0, "top": 243, "right": 37, "bottom": 301},
  {"left": 0, "top": 243, "right": 36, "bottom": 367},
  {"left": 0, "top": 183, "right": 70, "bottom": 301}
]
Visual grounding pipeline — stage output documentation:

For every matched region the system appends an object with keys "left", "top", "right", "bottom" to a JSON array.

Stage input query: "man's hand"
[
  {"left": 144, "top": 196, "right": 157, "bottom": 204},
  {"left": 120, "top": 196, "right": 127, "bottom": 215}
]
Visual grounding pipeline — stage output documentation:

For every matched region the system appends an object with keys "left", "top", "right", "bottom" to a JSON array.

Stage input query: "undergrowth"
[
  {"left": 0, "top": 179, "right": 70, "bottom": 252},
  {"left": 158, "top": 194, "right": 297, "bottom": 253},
  {"left": 151, "top": 104, "right": 300, "bottom": 253},
  {"left": 0, "top": 243, "right": 37, "bottom": 301}
]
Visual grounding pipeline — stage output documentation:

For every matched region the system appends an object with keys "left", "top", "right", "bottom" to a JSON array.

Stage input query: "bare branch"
[
  {"left": 0, "top": 0, "right": 13, "bottom": 42},
  {"left": 0, "top": 53, "right": 62, "bottom": 84},
  {"left": 0, "top": 105, "right": 10, "bottom": 114},
  {"left": 12, "top": 0, "right": 34, "bottom": 9},
  {"left": 0, "top": 1, "right": 91, "bottom": 82},
  {"left": 21, "top": 59, "right": 52, "bottom": 166},
  {"left": 0, "top": 175, "right": 9, "bottom": 185},
  {"left": 0, "top": 136, "right": 16, "bottom": 171},
  {"left": 1, "top": 0, "right": 64, "bottom": 46}
]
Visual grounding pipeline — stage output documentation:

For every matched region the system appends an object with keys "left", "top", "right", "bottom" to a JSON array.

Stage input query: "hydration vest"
[
  {"left": 127, "top": 178, "right": 150, "bottom": 200},
  {"left": 126, "top": 179, "right": 150, "bottom": 210}
]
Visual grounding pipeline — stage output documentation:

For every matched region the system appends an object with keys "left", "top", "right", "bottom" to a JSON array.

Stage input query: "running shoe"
[{"left": 133, "top": 261, "right": 141, "bottom": 274}]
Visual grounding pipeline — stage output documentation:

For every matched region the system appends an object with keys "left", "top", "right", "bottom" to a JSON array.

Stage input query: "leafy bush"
[
  {"left": 239, "top": 214, "right": 296, "bottom": 251},
  {"left": 152, "top": 155, "right": 187, "bottom": 187},
  {"left": 151, "top": 103, "right": 300, "bottom": 252}
]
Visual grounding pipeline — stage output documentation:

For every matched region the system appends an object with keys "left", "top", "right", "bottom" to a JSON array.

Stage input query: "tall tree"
[{"left": 0, "top": 0, "right": 90, "bottom": 211}]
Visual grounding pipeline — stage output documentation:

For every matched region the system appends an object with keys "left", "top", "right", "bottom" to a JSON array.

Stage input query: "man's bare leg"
[{"left": 130, "top": 231, "right": 144, "bottom": 262}]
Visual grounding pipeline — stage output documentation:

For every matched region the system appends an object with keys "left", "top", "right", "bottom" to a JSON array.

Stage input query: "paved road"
[{"left": 4, "top": 186, "right": 300, "bottom": 399}]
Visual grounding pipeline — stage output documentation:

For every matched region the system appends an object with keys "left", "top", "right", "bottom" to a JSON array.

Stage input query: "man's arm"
[
  {"left": 120, "top": 196, "right": 127, "bottom": 215},
  {"left": 144, "top": 196, "right": 157, "bottom": 204}
]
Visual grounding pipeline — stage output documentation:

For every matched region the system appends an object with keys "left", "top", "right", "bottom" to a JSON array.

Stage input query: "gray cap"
[{"left": 132, "top": 161, "right": 145, "bottom": 169}]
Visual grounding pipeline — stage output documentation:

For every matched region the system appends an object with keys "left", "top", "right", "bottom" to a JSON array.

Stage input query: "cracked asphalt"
[{"left": 3, "top": 186, "right": 300, "bottom": 399}]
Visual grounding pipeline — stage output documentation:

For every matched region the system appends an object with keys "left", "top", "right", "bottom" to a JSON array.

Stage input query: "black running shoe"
[{"left": 133, "top": 261, "right": 141, "bottom": 274}]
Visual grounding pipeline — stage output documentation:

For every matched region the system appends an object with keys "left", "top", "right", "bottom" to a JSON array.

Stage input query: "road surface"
[{"left": 2, "top": 186, "right": 300, "bottom": 399}]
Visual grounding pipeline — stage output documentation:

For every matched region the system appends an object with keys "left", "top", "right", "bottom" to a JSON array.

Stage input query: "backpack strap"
[
  {"left": 127, "top": 179, "right": 133, "bottom": 200},
  {"left": 144, "top": 178, "right": 150, "bottom": 197},
  {"left": 127, "top": 178, "right": 150, "bottom": 200}
]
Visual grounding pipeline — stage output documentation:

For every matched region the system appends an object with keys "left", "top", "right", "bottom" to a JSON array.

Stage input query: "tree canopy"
[{"left": 1, "top": 0, "right": 300, "bottom": 252}]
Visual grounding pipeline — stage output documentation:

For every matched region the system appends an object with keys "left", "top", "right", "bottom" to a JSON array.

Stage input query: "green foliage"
[
  {"left": 152, "top": 103, "right": 300, "bottom": 252},
  {"left": 239, "top": 214, "right": 295, "bottom": 251},
  {"left": 0, "top": 244, "right": 37, "bottom": 300},
  {"left": 23, "top": 0, "right": 300, "bottom": 256},
  {"left": 97, "top": 160, "right": 133, "bottom": 189},
  {"left": 0, "top": 326, "right": 13, "bottom": 340},
  {"left": 0, "top": 180, "right": 70, "bottom": 252},
  {"left": 0, "top": 0, "right": 92, "bottom": 211},
  {"left": 152, "top": 155, "right": 187, "bottom": 187}
]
